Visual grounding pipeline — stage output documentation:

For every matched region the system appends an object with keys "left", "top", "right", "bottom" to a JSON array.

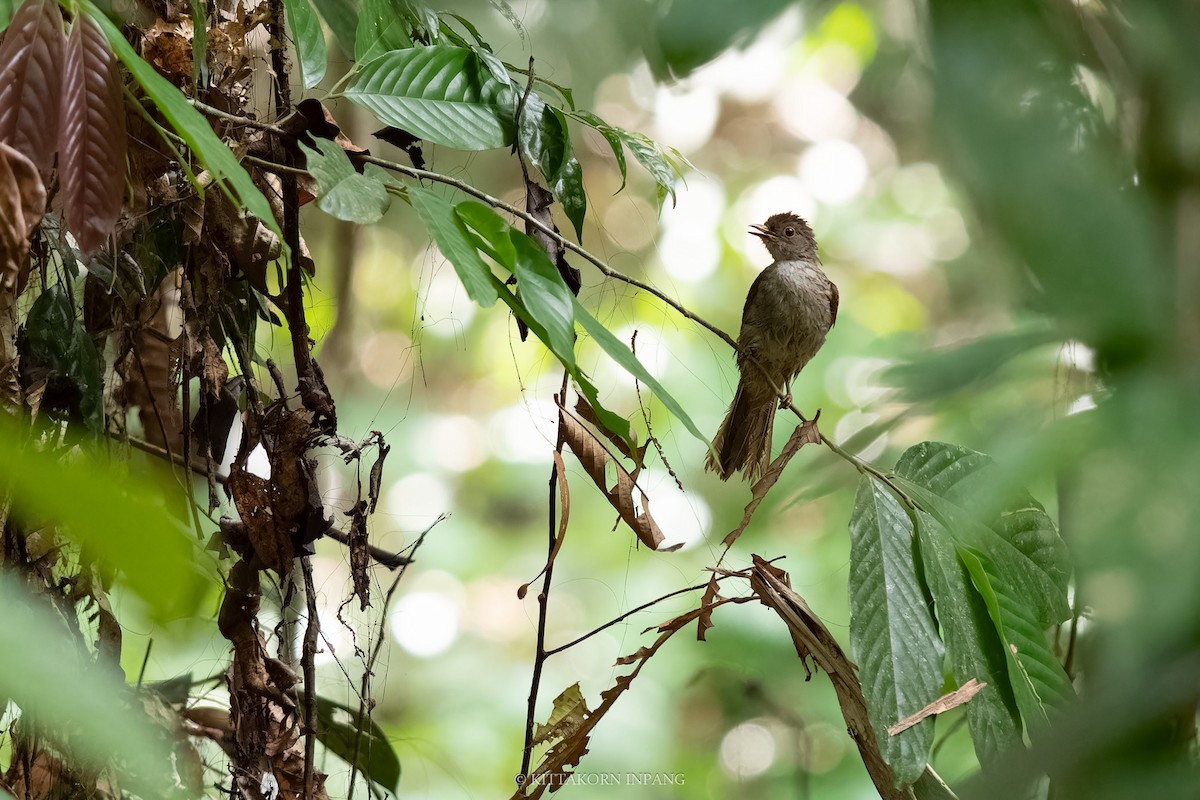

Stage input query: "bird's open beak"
[{"left": 749, "top": 223, "right": 775, "bottom": 239}]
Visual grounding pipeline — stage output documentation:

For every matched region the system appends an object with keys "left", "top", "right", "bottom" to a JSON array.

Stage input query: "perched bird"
[{"left": 706, "top": 212, "right": 838, "bottom": 482}]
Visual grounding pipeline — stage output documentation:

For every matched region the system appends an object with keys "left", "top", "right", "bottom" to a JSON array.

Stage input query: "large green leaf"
[
  {"left": 282, "top": 0, "right": 327, "bottom": 89},
  {"left": 848, "top": 476, "right": 944, "bottom": 786},
  {"left": 517, "top": 93, "right": 586, "bottom": 239},
  {"left": 409, "top": 187, "right": 498, "bottom": 306},
  {"left": 314, "top": 696, "right": 401, "bottom": 791},
  {"left": 0, "top": 576, "right": 183, "bottom": 797},
  {"left": 895, "top": 442, "right": 1070, "bottom": 626},
  {"left": 300, "top": 137, "right": 391, "bottom": 223},
  {"left": 354, "top": 0, "right": 413, "bottom": 63},
  {"left": 915, "top": 510, "right": 1021, "bottom": 768},
  {"left": 571, "top": 296, "right": 708, "bottom": 445},
  {"left": 345, "top": 46, "right": 516, "bottom": 150},
  {"left": 509, "top": 228, "right": 576, "bottom": 369},
  {"left": 0, "top": 414, "right": 206, "bottom": 619},
  {"left": 86, "top": 2, "right": 281, "bottom": 243},
  {"left": 896, "top": 476, "right": 1074, "bottom": 728}
]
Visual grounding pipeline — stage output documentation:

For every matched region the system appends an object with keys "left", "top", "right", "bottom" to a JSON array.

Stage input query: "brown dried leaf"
[
  {"left": 367, "top": 439, "right": 390, "bottom": 514},
  {"left": 0, "top": 141, "right": 45, "bottom": 293},
  {"left": 0, "top": 0, "right": 64, "bottom": 175},
  {"left": 558, "top": 403, "right": 675, "bottom": 551},
  {"left": 697, "top": 574, "right": 721, "bottom": 641},
  {"left": 532, "top": 682, "right": 590, "bottom": 747},
  {"left": 722, "top": 417, "right": 821, "bottom": 548},
  {"left": 59, "top": 14, "right": 127, "bottom": 254},
  {"left": 750, "top": 554, "right": 908, "bottom": 800},
  {"left": 887, "top": 678, "right": 986, "bottom": 736}
]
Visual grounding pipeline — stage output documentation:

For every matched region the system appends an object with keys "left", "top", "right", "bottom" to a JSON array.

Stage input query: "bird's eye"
[{"left": 784, "top": 227, "right": 795, "bottom": 237}]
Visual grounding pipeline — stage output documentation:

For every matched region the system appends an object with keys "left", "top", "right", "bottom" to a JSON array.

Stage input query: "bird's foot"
[{"left": 778, "top": 393, "right": 792, "bottom": 410}]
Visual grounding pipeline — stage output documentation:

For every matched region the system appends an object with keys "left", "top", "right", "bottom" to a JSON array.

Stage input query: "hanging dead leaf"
[
  {"left": 518, "top": 450, "right": 571, "bottom": 599},
  {"left": 722, "top": 416, "right": 822, "bottom": 548},
  {"left": 0, "top": 141, "right": 45, "bottom": 294},
  {"left": 0, "top": 0, "right": 65, "bottom": 175},
  {"left": 749, "top": 554, "right": 908, "bottom": 800},
  {"left": 697, "top": 574, "right": 721, "bottom": 641},
  {"left": 558, "top": 402, "right": 678, "bottom": 552},
  {"left": 59, "top": 13, "right": 127, "bottom": 254}
]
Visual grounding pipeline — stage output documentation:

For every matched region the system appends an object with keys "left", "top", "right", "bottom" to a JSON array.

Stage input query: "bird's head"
[{"left": 749, "top": 212, "right": 817, "bottom": 262}]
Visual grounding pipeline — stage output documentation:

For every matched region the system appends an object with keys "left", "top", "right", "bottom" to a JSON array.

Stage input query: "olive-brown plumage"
[{"left": 706, "top": 213, "right": 838, "bottom": 481}]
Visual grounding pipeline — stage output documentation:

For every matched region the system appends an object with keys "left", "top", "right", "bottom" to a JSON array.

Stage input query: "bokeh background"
[{"left": 107, "top": 0, "right": 1191, "bottom": 797}]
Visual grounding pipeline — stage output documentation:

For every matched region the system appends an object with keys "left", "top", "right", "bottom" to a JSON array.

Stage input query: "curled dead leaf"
[
  {"left": 0, "top": 141, "right": 45, "bottom": 293},
  {"left": 558, "top": 400, "right": 677, "bottom": 552},
  {"left": 722, "top": 416, "right": 822, "bottom": 548}
]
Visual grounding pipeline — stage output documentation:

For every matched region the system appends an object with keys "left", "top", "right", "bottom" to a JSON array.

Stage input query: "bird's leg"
[{"left": 778, "top": 392, "right": 792, "bottom": 409}]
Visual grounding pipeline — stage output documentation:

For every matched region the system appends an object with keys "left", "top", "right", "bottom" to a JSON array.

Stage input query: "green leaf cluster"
[{"left": 848, "top": 442, "right": 1072, "bottom": 784}]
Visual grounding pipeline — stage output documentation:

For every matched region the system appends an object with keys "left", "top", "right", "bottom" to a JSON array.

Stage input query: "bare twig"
[
  {"left": 518, "top": 374, "right": 571, "bottom": 783},
  {"left": 299, "top": 557, "right": 320, "bottom": 799},
  {"left": 347, "top": 513, "right": 445, "bottom": 799}
]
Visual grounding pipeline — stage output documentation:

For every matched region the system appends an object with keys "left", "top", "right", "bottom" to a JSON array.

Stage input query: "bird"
[{"left": 705, "top": 212, "right": 838, "bottom": 482}]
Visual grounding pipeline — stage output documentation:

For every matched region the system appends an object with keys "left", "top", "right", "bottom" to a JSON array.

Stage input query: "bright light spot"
[
  {"left": 640, "top": 469, "right": 711, "bottom": 551},
  {"left": 891, "top": 162, "right": 949, "bottom": 216},
  {"left": 799, "top": 140, "right": 868, "bottom": 205},
  {"left": 385, "top": 472, "right": 453, "bottom": 529},
  {"left": 357, "top": 331, "right": 415, "bottom": 389},
  {"left": 415, "top": 415, "right": 487, "bottom": 473},
  {"left": 488, "top": 401, "right": 558, "bottom": 463},
  {"left": 922, "top": 209, "right": 970, "bottom": 261},
  {"left": 693, "top": 8, "right": 801, "bottom": 103},
  {"left": 863, "top": 222, "right": 931, "bottom": 276},
  {"left": 246, "top": 444, "right": 270, "bottom": 479},
  {"left": 834, "top": 410, "right": 887, "bottom": 461},
  {"left": 390, "top": 591, "right": 459, "bottom": 657},
  {"left": 739, "top": 177, "right": 818, "bottom": 268},
  {"left": 659, "top": 225, "right": 720, "bottom": 283},
  {"left": 1067, "top": 394, "right": 1096, "bottom": 416},
  {"left": 658, "top": 173, "right": 725, "bottom": 283},
  {"left": 1063, "top": 341, "right": 1096, "bottom": 373},
  {"left": 719, "top": 721, "right": 776, "bottom": 779},
  {"left": 653, "top": 85, "right": 719, "bottom": 153},
  {"left": 774, "top": 77, "right": 858, "bottom": 142},
  {"left": 841, "top": 357, "right": 892, "bottom": 407},
  {"left": 417, "top": 252, "right": 476, "bottom": 339}
]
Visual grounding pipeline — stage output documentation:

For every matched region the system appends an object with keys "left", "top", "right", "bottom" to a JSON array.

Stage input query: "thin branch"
[
  {"left": 519, "top": 373, "right": 571, "bottom": 783},
  {"left": 347, "top": 513, "right": 445, "bottom": 799},
  {"left": 300, "top": 557, "right": 320, "bottom": 799},
  {"left": 544, "top": 570, "right": 747, "bottom": 658}
]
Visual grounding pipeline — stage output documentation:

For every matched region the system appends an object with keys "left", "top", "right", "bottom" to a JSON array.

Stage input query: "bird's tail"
[{"left": 705, "top": 380, "right": 775, "bottom": 482}]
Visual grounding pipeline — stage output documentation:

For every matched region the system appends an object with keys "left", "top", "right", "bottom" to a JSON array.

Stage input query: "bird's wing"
[{"left": 828, "top": 279, "right": 840, "bottom": 328}]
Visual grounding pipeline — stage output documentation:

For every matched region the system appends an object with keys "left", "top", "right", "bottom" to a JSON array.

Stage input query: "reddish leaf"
[
  {"left": 0, "top": 141, "right": 45, "bottom": 293},
  {"left": 59, "top": 13, "right": 126, "bottom": 254},
  {"left": 0, "top": 0, "right": 65, "bottom": 174}
]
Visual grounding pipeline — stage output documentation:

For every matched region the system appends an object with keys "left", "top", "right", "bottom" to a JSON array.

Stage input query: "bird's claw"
[{"left": 778, "top": 393, "right": 792, "bottom": 410}]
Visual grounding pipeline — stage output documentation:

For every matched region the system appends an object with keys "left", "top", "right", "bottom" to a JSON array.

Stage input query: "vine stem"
[{"left": 191, "top": 105, "right": 916, "bottom": 506}]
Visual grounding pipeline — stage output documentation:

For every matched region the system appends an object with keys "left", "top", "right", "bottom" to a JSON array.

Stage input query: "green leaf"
[
  {"left": 510, "top": 230, "right": 577, "bottom": 369},
  {"left": 621, "top": 129, "right": 688, "bottom": 207},
  {"left": 185, "top": 0, "right": 207, "bottom": 88},
  {"left": 548, "top": 107, "right": 585, "bottom": 240},
  {"left": 314, "top": 696, "right": 401, "bottom": 791},
  {"left": 650, "top": 0, "right": 792, "bottom": 79},
  {"left": 345, "top": 46, "right": 516, "bottom": 151},
  {"left": 0, "top": 413, "right": 206, "bottom": 619},
  {"left": 518, "top": 94, "right": 586, "bottom": 236},
  {"left": 20, "top": 284, "right": 103, "bottom": 432},
  {"left": 283, "top": 0, "right": 327, "bottom": 89},
  {"left": 0, "top": 576, "right": 184, "bottom": 797},
  {"left": 895, "top": 442, "right": 1070, "bottom": 625},
  {"left": 0, "top": 0, "right": 13, "bottom": 34},
  {"left": 915, "top": 510, "right": 1021, "bottom": 768},
  {"left": 848, "top": 476, "right": 944, "bottom": 786},
  {"left": 572, "top": 297, "right": 708, "bottom": 445},
  {"left": 885, "top": 327, "right": 1057, "bottom": 403},
  {"left": 958, "top": 544, "right": 1075, "bottom": 727},
  {"left": 308, "top": 0, "right": 357, "bottom": 58},
  {"left": 455, "top": 200, "right": 516, "bottom": 263},
  {"left": 86, "top": 2, "right": 282, "bottom": 244},
  {"left": 300, "top": 138, "right": 391, "bottom": 223},
  {"left": 354, "top": 0, "right": 412, "bottom": 63},
  {"left": 568, "top": 110, "right": 627, "bottom": 192},
  {"left": 409, "top": 187, "right": 498, "bottom": 307}
]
